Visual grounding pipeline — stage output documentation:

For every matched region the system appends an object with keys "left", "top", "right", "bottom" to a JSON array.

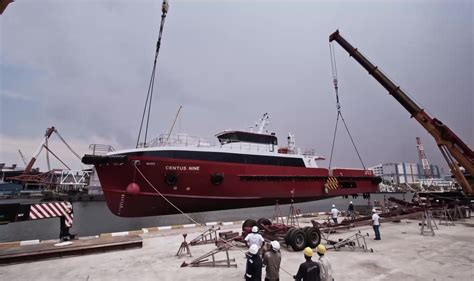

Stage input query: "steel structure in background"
[
  {"left": 416, "top": 137, "right": 432, "bottom": 179},
  {"left": 329, "top": 30, "right": 474, "bottom": 196}
]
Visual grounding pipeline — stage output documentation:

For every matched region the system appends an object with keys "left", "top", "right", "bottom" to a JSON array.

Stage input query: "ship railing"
[
  {"left": 146, "top": 134, "right": 215, "bottom": 148},
  {"left": 89, "top": 144, "right": 115, "bottom": 155},
  {"left": 220, "top": 142, "right": 274, "bottom": 153}
]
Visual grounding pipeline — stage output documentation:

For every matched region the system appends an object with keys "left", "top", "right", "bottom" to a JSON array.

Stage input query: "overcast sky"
[{"left": 1, "top": 0, "right": 472, "bottom": 173}]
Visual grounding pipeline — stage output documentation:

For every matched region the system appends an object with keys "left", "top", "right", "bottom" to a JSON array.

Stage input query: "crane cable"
[
  {"left": 328, "top": 43, "right": 366, "bottom": 170},
  {"left": 136, "top": 0, "right": 170, "bottom": 148}
]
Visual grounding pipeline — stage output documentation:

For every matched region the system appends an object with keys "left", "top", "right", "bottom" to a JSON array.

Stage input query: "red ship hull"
[{"left": 87, "top": 153, "right": 380, "bottom": 217}]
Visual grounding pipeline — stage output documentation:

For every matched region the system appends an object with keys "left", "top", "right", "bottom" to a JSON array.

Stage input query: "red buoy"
[{"left": 126, "top": 182, "right": 140, "bottom": 195}]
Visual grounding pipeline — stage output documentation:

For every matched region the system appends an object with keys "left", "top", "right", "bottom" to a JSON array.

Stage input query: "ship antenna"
[
  {"left": 136, "top": 0, "right": 170, "bottom": 148},
  {"left": 257, "top": 113, "right": 270, "bottom": 134}
]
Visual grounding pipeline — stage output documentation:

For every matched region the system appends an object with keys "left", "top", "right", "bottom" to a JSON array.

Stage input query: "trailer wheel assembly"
[
  {"left": 288, "top": 229, "right": 307, "bottom": 251},
  {"left": 257, "top": 218, "right": 272, "bottom": 230},
  {"left": 164, "top": 173, "right": 178, "bottom": 185},
  {"left": 242, "top": 219, "right": 258, "bottom": 232},
  {"left": 210, "top": 173, "right": 224, "bottom": 185},
  {"left": 305, "top": 226, "right": 321, "bottom": 248},
  {"left": 285, "top": 228, "right": 297, "bottom": 246}
]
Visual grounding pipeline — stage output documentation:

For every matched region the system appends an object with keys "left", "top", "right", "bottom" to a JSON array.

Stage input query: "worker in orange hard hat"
[
  {"left": 293, "top": 247, "right": 321, "bottom": 281},
  {"left": 316, "top": 245, "right": 334, "bottom": 281}
]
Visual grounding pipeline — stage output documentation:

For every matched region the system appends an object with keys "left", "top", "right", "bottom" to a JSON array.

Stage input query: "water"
[{"left": 0, "top": 193, "right": 409, "bottom": 242}]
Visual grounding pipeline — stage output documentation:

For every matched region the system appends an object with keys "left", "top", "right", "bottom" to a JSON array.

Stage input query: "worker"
[
  {"left": 293, "top": 247, "right": 321, "bottom": 281},
  {"left": 245, "top": 226, "right": 265, "bottom": 251},
  {"left": 263, "top": 240, "right": 281, "bottom": 281},
  {"left": 347, "top": 201, "right": 355, "bottom": 220},
  {"left": 372, "top": 208, "right": 381, "bottom": 240},
  {"left": 245, "top": 244, "right": 263, "bottom": 281},
  {"left": 330, "top": 204, "right": 339, "bottom": 224},
  {"left": 316, "top": 245, "right": 333, "bottom": 281}
]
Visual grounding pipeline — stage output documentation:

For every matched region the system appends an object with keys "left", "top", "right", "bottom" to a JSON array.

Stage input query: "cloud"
[{"left": 1, "top": 1, "right": 472, "bottom": 174}]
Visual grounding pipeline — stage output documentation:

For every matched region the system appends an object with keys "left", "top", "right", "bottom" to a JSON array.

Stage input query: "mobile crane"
[{"left": 329, "top": 30, "right": 473, "bottom": 196}]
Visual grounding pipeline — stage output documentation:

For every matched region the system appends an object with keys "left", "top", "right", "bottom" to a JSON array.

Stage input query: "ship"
[{"left": 82, "top": 114, "right": 380, "bottom": 217}]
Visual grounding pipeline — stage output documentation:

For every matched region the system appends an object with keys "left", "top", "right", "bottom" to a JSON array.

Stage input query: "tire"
[
  {"left": 289, "top": 229, "right": 307, "bottom": 251},
  {"left": 305, "top": 226, "right": 321, "bottom": 248},
  {"left": 257, "top": 218, "right": 272, "bottom": 230},
  {"left": 242, "top": 219, "right": 258, "bottom": 232},
  {"left": 285, "top": 227, "right": 297, "bottom": 245}
]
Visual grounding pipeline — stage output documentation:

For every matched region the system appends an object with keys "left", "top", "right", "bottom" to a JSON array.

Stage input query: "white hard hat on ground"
[
  {"left": 252, "top": 226, "right": 258, "bottom": 233},
  {"left": 249, "top": 244, "right": 259, "bottom": 255},
  {"left": 271, "top": 240, "right": 280, "bottom": 251}
]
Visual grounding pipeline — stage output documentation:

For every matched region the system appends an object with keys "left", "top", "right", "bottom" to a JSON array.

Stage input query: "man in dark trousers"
[
  {"left": 245, "top": 244, "right": 263, "bottom": 281},
  {"left": 347, "top": 201, "right": 355, "bottom": 220},
  {"left": 263, "top": 240, "right": 281, "bottom": 281},
  {"left": 294, "top": 247, "right": 321, "bottom": 281}
]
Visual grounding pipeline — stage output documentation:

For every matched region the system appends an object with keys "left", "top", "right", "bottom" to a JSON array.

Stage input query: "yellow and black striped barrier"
[{"left": 324, "top": 177, "right": 339, "bottom": 193}]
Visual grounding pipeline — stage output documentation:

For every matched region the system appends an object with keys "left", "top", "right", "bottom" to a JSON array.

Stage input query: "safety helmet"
[
  {"left": 350, "top": 201, "right": 353, "bottom": 204},
  {"left": 316, "top": 244, "right": 326, "bottom": 254},
  {"left": 271, "top": 240, "right": 280, "bottom": 251},
  {"left": 303, "top": 247, "right": 313, "bottom": 257},
  {"left": 332, "top": 204, "right": 335, "bottom": 208},
  {"left": 252, "top": 226, "right": 258, "bottom": 233},
  {"left": 372, "top": 208, "right": 376, "bottom": 213},
  {"left": 249, "top": 244, "right": 259, "bottom": 255}
]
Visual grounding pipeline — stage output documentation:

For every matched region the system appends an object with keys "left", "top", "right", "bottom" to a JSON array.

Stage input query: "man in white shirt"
[
  {"left": 330, "top": 204, "right": 339, "bottom": 224},
  {"left": 372, "top": 208, "right": 381, "bottom": 240},
  {"left": 316, "top": 244, "right": 334, "bottom": 281},
  {"left": 245, "top": 226, "right": 265, "bottom": 250}
]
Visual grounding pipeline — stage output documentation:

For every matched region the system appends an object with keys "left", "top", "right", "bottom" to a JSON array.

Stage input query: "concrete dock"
[{"left": 1, "top": 217, "right": 473, "bottom": 281}]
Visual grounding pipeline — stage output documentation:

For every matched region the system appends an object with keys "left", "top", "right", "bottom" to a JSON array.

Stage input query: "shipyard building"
[{"left": 369, "top": 162, "right": 442, "bottom": 184}]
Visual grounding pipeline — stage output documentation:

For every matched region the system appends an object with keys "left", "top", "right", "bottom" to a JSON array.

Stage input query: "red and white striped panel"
[{"left": 29, "top": 202, "right": 74, "bottom": 227}]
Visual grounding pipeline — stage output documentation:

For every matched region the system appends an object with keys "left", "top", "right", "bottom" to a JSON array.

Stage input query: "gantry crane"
[{"left": 329, "top": 30, "right": 473, "bottom": 196}]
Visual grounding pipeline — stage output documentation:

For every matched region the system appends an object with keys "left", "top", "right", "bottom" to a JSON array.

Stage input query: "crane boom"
[{"left": 329, "top": 30, "right": 474, "bottom": 195}]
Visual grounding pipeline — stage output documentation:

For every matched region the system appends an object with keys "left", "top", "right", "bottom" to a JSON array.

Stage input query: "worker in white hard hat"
[
  {"left": 245, "top": 226, "right": 265, "bottom": 252},
  {"left": 263, "top": 240, "right": 281, "bottom": 281},
  {"left": 347, "top": 201, "right": 355, "bottom": 220},
  {"left": 245, "top": 244, "right": 263, "bottom": 281},
  {"left": 372, "top": 208, "right": 381, "bottom": 240},
  {"left": 330, "top": 204, "right": 339, "bottom": 224},
  {"left": 316, "top": 244, "right": 333, "bottom": 281},
  {"left": 294, "top": 247, "right": 321, "bottom": 281}
]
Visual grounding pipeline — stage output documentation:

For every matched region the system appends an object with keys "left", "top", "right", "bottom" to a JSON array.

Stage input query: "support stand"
[
  {"left": 189, "top": 226, "right": 220, "bottom": 246},
  {"left": 439, "top": 206, "right": 455, "bottom": 226},
  {"left": 326, "top": 230, "right": 373, "bottom": 252},
  {"left": 286, "top": 199, "right": 299, "bottom": 227},
  {"left": 181, "top": 243, "right": 236, "bottom": 268},
  {"left": 420, "top": 209, "right": 437, "bottom": 236},
  {"left": 272, "top": 200, "right": 284, "bottom": 224},
  {"left": 176, "top": 234, "right": 192, "bottom": 257}
]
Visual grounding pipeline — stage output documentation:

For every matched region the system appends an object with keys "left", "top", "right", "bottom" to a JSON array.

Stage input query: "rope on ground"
[{"left": 133, "top": 162, "right": 202, "bottom": 226}]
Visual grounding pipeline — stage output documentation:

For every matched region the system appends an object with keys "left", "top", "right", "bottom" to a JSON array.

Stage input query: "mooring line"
[{"left": 133, "top": 163, "right": 202, "bottom": 226}]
